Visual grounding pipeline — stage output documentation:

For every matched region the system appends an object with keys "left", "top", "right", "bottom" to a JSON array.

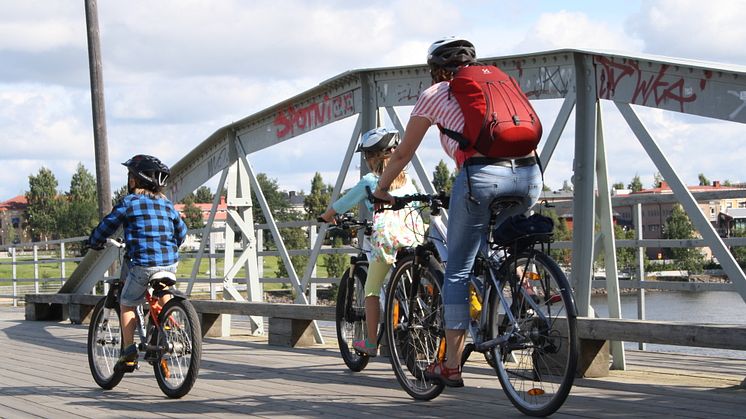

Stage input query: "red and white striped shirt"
[{"left": 410, "top": 81, "right": 477, "bottom": 168}]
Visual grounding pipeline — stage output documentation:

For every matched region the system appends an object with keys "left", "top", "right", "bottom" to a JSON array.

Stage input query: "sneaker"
[
  {"left": 424, "top": 361, "right": 464, "bottom": 387},
  {"left": 352, "top": 338, "right": 378, "bottom": 357},
  {"left": 116, "top": 343, "right": 139, "bottom": 370}
]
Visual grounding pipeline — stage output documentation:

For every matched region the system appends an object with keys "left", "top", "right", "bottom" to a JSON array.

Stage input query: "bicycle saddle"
[
  {"left": 149, "top": 271, "right": 177, "bottom": 287},
  {"left": 488, "top": 196, "right": 524, "bottom": 214}
]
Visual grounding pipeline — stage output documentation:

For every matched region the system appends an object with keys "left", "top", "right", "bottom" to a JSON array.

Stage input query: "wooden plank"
[
  {"left": 577, "top": 317, "right": 746, "bottom": 350},
  {"left": 190, "top": 299, "right": 335, "bottom": 321}
]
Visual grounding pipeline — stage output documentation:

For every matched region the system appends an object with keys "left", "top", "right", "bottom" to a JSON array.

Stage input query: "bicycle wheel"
[
  {"left": 385, "top": 254, "right": 445, "bottom": 400},
  {"left": 153, "top": 298, "right": 202, "bottom": 398},
  {"left": 488, "top": 250, "right": 578, "bottom": 417},
  {"left": 336, "top": 264, "right": 370, "bottom": 371},
  {"left": 87, "top": 299, "right": 125, "bottom": 389}
]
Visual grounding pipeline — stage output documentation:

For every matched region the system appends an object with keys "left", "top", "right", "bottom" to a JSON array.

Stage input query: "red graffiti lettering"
[
  {"left": 273, "top": 92, "right": 355, "bottom": 139},
  {"left": 595, "top": 56, "right": 702, "bottom": 112}
]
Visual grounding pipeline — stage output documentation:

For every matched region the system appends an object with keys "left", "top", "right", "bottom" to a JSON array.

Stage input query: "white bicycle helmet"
[
  {"left": 356, "top": 127, "right": 400, "bottom": 153},
  {"left": 427, "top": 36, "right": 476, "bottom": 71}
]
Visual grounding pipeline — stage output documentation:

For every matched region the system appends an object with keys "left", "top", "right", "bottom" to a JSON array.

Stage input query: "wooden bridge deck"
[{"left": 1, "top": 306, "right": 744, "bottom": 418}]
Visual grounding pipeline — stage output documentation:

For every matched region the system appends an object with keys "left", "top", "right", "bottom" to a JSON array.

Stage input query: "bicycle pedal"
[{"left": 115, "top": 360, "right": 139, "bottom": 373}]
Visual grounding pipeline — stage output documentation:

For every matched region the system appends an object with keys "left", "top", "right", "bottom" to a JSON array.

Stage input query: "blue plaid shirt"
[{"left": 89, "top": 193, "right": 187, "bottom": 267}]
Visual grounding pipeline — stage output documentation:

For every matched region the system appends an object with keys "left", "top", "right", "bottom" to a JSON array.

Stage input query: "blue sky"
[{"left": 1, "top": 0, "right": 745, "bottom": 201}]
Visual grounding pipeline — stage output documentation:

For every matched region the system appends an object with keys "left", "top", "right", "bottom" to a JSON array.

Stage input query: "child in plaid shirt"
[{"left": 88, "top": 154, "right": 187, "bottom": 368}]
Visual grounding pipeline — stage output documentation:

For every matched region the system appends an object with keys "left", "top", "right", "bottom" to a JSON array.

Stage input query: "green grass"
[{"left": 0, "top": 254, "right": 340, "bottom": 291}]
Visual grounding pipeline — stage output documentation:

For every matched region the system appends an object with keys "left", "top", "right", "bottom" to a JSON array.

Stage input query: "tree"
[
  {"left": 325, "top": 237, "right": 347, "bottom": 279},
  {"left": 252, "top": 173, "right": 290, "bottom": 224},
  {"left": 612, "top": 182, "right": 625, "bottom": 190},
  {"left": 432, "top": 160, "right": 455, "bottom": 193},
  {"left": 59, "top": 163, "right": 99, "bottom": 237},
  {"left": 698, "top": 173, "right": 711, "bottom": 186},
  {"left": 628, "top": 174, "right": 643, "bottom": 192},
  {"left": 194, "top": 186, "right": 213, "bottom": 203},
  {"left": 545, "top": 208, "right": 571, "bottom": 265},
  {"left": 26, "top": 167, "right": 61, "bottom": 241},
  {"left": 663, "top": 204, "right": 704, "bottom": 272},
  {"left": 653, "top": 172, "right": 663, "bottom": 188},
  {"left": 303, "top": 172, "right": 331, "bottom": 219},
  {"left": 112, "top": 184, "right": 129, "bottom": 206},
  {"left": 729, "top": 227, "right": 746, "bottom": 268},
  {"left": 181, "top": 196, "right": 204, "bottom": 229}
]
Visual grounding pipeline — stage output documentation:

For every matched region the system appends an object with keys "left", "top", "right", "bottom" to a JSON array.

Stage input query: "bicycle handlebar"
[{"left": 365, "top": 186, "right": 450, "bottom": 216}]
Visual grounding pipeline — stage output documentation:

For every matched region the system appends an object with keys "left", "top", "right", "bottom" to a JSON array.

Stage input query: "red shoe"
[{"left": 424, "top": 361, "right": 463, "bottom": 387}]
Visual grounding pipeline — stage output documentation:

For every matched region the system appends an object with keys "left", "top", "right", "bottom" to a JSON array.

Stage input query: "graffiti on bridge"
[
  {"left": 520, "top": 64, "right": 573, "bottom": 99},
  {"left": 595, "top": 56, "right": 711, "bottom": 113},
  {"left": 273, "top": 92, "right": 355, "bottom": 139}
]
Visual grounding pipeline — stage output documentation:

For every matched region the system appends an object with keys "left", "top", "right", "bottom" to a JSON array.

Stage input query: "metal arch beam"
[
  {"left": 594, "top": 100, "right": 626, "bottom": 369},
  {"left": 616, "top": 102, "right": 746, "bottom": 303},
  {"left": 571, "top": 53, "right": 598, "bottom": 317}
]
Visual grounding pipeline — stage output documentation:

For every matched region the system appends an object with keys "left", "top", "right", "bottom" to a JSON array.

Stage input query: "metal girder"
[{"left": 571, "top": 53, "right": 598, "bottom": 318}]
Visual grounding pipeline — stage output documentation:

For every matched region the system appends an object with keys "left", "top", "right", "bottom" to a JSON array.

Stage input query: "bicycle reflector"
[{"left": 527, "top": 388, "right": 545, "bottom": 396}]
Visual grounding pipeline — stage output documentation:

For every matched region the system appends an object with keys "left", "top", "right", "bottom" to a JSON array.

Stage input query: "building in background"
[{"left": 0, "top": 196, "right": 30, "bottom": 246}]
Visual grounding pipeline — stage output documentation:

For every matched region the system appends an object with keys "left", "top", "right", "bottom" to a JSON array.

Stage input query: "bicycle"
[
  {"left": 376, "top": 192, "right": 578, "bottom": 417},
  {"left": 328, "top": 212, "right": 374, "bottom": 371},
  {"left": 329, "top": 202, "right": 444, "bottom": 374},
  {"left": 86, "top": 238, "right": 202, "bottom": 398}
]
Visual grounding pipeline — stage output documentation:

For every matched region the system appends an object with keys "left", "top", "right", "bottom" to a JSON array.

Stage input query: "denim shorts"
[{"left": 119, "top": 263, "right": 178, "bottom": 307}]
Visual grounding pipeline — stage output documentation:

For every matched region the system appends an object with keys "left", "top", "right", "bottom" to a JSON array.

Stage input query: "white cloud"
[
  {"left": 627, "top": 0, "right": 746, "bottom": 65},
  {"left": 517, "top": 10, "right": 644, "bottom": 54}
]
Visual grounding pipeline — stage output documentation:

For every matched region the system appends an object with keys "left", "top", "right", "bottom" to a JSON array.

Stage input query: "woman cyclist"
[
  {"left": 372, "top": 38, "right": 542, "bottom": 387},
  {"left": 320, "top": 127, "right": 424, "bottom": 357}
]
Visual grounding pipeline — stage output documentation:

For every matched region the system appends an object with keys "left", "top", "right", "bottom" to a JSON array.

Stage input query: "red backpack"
[{"left": 439, "top": 65, "right": 542, "bottom": 158}]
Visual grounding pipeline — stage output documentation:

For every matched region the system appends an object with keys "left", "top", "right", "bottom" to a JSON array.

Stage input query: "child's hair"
[
  {"left": 365, "top": 150, "right": 407, "bottom": 190},
  {"left": 129, "top": 174, "right": 166, "bottom": 198}
]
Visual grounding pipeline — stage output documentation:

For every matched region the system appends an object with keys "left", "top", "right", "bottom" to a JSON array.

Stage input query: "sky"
[{"left": 1, "top": 0, "right": 746, "bottom": 201}]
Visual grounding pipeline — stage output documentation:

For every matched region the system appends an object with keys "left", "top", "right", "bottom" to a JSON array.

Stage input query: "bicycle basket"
[{"left": 491, "top": 213, "right": 554, "bottom": 249}]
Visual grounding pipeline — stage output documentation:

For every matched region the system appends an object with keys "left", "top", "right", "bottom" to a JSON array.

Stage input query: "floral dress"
[{"left": 331, "top": 173, "right": 426, "bottom": 263}]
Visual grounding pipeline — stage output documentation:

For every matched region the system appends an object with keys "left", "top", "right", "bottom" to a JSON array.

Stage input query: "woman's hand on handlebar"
[
  {"left": 318, "top": 208, "right": 337, "bottom": 224},
  {"left": 366, "top": 186, "right": 394, "bottom": 212}
]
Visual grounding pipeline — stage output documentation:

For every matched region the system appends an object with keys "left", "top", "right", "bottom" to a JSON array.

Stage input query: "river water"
[{"left": 590, "top": 291, "right": 746, "bottom": 359}]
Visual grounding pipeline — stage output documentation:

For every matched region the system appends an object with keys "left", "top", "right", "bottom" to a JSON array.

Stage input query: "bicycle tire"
[
  {"left": 153, "top": 298, "right": 202, "bottom": 398},
  {"left": 335, "top": 264, "right": 371, "bottom": 371},
  {"left": 87, "top": 298, "right": 125, "bottom": 390},
  {"left": 488, "top": 250, "right": 578, "bottom": 417},
  {"left": 385, "top": 254, "right": 446, "bottom": 400}
]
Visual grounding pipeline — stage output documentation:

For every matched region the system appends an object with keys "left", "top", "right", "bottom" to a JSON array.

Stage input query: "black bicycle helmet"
[
  {"left": 122, "top": 154, "right": 170, "bottom": 190},
  {"left": 427, "top": 37, "right": 476, "bottom": 72},
  {"left": 356, "top": 127, "right": 400, "bottom": 153}
]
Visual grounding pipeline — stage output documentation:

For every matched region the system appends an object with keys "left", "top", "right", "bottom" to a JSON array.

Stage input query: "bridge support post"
[
  {"left": 268, "top": 318, "right": 315, "bottom": 347},
  {"left": 577, "top": 339, "right": 610, "bottom": 377}
]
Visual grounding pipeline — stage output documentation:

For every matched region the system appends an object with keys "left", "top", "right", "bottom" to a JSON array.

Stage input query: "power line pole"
[{"left": 84, "top": 0, "right": 112, "bottom": 219}]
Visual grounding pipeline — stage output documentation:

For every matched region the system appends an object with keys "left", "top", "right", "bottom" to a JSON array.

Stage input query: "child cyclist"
[
  {"left": 87, "top": 154, "right": 187, "bottom": 369},
  {"left": 319, "top": 127, "right": 424, "bottom": 357}
]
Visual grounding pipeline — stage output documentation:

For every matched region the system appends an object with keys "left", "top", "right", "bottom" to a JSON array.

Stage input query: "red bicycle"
[{"left": 87, "top": 238, "right": 202, "bottom": 398}]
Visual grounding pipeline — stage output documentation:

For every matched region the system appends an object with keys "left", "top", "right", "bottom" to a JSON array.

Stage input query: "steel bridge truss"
[{"left": 66, "top": 49, "right": 746, "bottom": 353}]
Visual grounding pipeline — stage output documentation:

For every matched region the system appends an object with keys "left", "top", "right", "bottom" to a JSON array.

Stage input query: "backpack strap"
[{"left": 437, "top": 124, "right": 472, "bottom": 151}]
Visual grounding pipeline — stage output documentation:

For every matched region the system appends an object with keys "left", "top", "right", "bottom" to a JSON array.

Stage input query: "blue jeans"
[{"left": 443, "top": 163, "right": 542, "bottom": 330}]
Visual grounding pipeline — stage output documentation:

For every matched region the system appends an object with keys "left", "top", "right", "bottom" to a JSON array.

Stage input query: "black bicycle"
[
  {"left": 377, "top": 193, "right": 578, "bottom": 417},
  {"left": 328, "top": 213, "right": 376, "bottom": 371},
  {"left": 87, "top": 238, "right": 202, "bottom": 398}
]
